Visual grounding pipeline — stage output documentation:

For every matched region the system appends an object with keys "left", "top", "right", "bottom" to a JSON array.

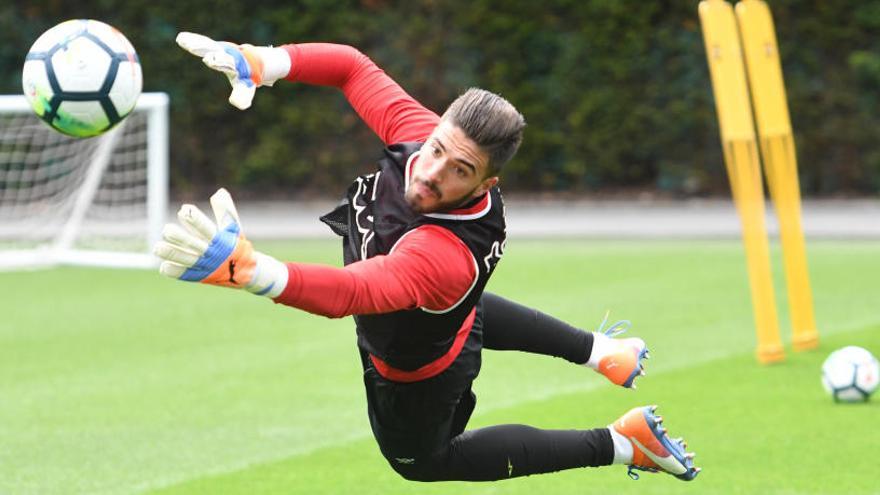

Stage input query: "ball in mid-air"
[
  {"left": 821, "top": 346, "right": 879, "bottom": 402},
  {"left": 22, "top": 19, "right": 142, "bottom": 138}
]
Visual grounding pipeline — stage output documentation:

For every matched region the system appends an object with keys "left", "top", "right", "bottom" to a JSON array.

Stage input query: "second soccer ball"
[{"left": 821, "top": 346, "right": 879, "bottom": 402}]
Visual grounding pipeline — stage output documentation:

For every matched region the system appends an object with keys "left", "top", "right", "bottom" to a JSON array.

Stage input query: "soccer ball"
[
  {"left": 22, "top": 19, "right": 142, "bottom": 138},
  {"left": 821, "top": 346, "right": 879, "bottom": 402}
]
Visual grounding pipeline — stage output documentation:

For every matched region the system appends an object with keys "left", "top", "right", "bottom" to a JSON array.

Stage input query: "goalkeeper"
[{"left": 156, "top": 33, "right": 700, "bottom": 482}]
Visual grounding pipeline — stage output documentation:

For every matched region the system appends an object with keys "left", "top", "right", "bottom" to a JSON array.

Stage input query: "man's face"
[{"left": 405, "top": 120, "right": 498, "bottom": 214}]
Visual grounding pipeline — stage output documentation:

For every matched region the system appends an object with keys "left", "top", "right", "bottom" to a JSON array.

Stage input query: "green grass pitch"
[{"left": 2, "top": 239, "right": 878, "bottom": 494}]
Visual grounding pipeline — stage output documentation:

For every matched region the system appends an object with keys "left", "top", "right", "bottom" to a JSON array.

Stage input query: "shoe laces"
[
  {"left": 627, "top": 464, "right": 658, "bottom": 480},
  {"left": 596, "top": 310, "right": 631, "bottom": 338}
]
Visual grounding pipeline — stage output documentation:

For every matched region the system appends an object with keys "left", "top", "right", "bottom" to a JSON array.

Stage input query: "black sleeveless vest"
[{"left": 320, "top": 142, "right": 506, "bottom": 371}]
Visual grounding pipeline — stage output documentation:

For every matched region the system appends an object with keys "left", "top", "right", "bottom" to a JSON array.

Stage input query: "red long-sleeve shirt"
[{"left": 272, "top": 44, "right": 476, "bottom": 317}]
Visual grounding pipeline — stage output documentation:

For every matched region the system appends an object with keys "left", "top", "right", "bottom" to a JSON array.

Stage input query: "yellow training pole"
[
  {"left": 699, "top": 0, "right": 784, "bottom": 363},
  {"left": 736, "top": 0, "right": 819, "bottom": 351}
]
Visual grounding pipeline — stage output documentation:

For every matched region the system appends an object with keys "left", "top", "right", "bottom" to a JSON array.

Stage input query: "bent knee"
[{"left": 386, "top": 457, "right": 448, "bottom": 482}]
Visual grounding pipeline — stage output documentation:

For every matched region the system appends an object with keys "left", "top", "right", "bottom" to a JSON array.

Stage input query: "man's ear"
[{"left": 475, "top": 176, "right": 499, "bottom": 197}]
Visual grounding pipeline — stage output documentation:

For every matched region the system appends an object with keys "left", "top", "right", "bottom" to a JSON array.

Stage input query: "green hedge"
[{"left": 3, "top": 1, "right": 878, "bottom": 197}]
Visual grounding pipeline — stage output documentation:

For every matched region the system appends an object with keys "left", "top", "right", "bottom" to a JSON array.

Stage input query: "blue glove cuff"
[
  {"left": 221, "top": 44, "right": 255, "bottom": 87},
  {"left": 180, "top": 222, "right": 240, "bottom": 281}
]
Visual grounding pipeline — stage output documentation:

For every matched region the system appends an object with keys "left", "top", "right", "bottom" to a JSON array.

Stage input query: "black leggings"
[
  {"left": 397, "top": 424, "right": 614, "bottom": 482},
  {"left": 368, "top": 292, "right": 612, "bottom": 482},
  {"left": 481, "top": 291, "right": 594, "bottom": 364}
]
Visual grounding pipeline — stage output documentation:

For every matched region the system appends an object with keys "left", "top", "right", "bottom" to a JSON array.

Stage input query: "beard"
[{"left": 405, "top": 177, "right": 480, "bottom": 214}]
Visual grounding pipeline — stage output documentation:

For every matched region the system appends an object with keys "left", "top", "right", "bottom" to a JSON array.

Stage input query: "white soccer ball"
[
  {"left": 21, "top": 19, "right": 142, "bottom": 138},
  {"left": 821, "top": 346, "right": 879, "bottom": 402}
]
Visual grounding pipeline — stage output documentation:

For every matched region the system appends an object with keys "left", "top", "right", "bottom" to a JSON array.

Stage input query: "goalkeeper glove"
[
  {"left": 176, "top": 32, "right": 291, "bottom": 110},
  {"left": 153, "top": 188, "right": 288, "bottom": 297}
]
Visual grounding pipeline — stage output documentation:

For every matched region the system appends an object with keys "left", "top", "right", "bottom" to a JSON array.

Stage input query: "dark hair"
[{"left": 441, "top": 88, "right": 526, "bottom": 176}]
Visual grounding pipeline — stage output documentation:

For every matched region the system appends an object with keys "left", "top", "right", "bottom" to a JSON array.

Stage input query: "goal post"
[{"left": 0, "top": 92, "right": 169, "bottom": 270}]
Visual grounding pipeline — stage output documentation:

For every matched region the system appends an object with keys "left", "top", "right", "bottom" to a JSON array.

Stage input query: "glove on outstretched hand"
[
  {"left": 176, "top": 32, "right": 290, "bottom": 110},
  {"left": 153, "top": 188, "right": 288, "bottom": 297}
]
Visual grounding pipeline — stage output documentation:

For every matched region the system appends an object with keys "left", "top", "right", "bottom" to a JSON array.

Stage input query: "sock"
[
  {"left": 607, "top": 426, "right": 633, "bottom": 464},
  {"left": 585, "top": 331, "right": 613, "bottom": 369}
]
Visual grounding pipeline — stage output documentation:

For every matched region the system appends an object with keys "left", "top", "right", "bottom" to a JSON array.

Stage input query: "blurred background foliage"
[{"left": 1, "top": 0, "right": 879, "bottom": 199}]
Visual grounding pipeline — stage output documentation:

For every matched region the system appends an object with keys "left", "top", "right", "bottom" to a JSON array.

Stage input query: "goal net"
[{"left": 0, "top": 92, "right": 168, "bottom": 270}]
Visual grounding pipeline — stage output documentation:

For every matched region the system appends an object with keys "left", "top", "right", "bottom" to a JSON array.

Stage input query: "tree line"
[{"left": 2, "top": 0, "right": 878, "bottom": 198}]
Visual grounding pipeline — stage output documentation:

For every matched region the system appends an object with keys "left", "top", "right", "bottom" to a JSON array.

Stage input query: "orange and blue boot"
[
  {"left": 585, "top": 312, "right": 649, "bottom": 388},
  {"left": 612, "top": 405, "right": 700, "bottom": 481}
]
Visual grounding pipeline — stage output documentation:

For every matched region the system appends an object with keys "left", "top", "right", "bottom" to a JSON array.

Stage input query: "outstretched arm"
[
  {"left": 176, "top": 33, "right": 438, "bottom": 144},
  {"left": 155, "top": 192, "right": 474, "bottom": 315}
]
